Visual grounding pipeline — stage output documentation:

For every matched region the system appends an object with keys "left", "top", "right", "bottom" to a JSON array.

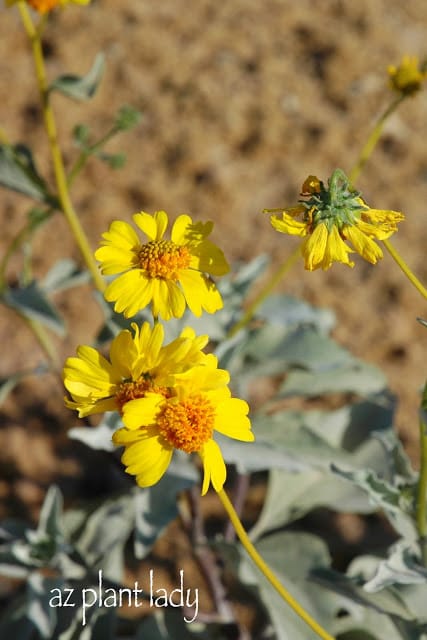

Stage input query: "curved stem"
[
  {"left": 18, "top": 3, "right": 105, "bottom": 292},
  {"left": 416, "top": 416, "right": 427, "bottom": 566},
  {"left": 227, "top": 246, "right": 300, "bottom": 338},
  {"left": 217, "top": 488, "right": 335, "bottom": 640},
  {"left": 348, "top": 95, "right": 404, "bottom": 185},
  {"left": 382, "top": 238, "right": 427, "bottom": 301}
]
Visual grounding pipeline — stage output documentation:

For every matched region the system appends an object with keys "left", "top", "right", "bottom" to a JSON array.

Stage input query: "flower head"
[
  {"left": 113, "top": 355, "right": 253, "bottom": 494},
  {"left": 95, "top": 211, "right": 229, "bottom": 320},
  {"left": 64, "top": 322, "right": 253, "bottom": 494},
  {"left": 63, "top": 322, "right": 209, "bottom": 418},
  {"left": 6, "top": 0, "right": 90, "bottom": 13},
  {"left": 388, "top": 55, "right": 427, "bottom": 96},
  {"left": 266, "top": 169, "right": 404, "bottom": 271}
]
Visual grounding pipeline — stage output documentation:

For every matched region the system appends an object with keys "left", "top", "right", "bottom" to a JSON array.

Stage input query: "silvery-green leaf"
[
  {"left": 134, "top": 453, "right": 198, "bottom": 558},
  {"left": 258, "top": 293, "right": 336, "bottom": 333},
  {"left": 136, "top": 609, "right": 208, "bottom": 639},
  {"left": 49, "top": 53, "right": 105, "bottom": 101},
  {"left": 279, "top": 361, "right": 387, "bottom": 397},
  {"left": 26, "top": 573, "right": 61, "bottom": 639},
  {"left": 41, "top": 259, "right": 89, "bottom": 293},
  {"left": 363, "top": 543, "right": 427, "bottom": 593},
  {"left": 332, "top": 466, "right": 417, "bottom": 540},
  {"left": 3, "top": 281, "right": 65, "bottom": 336},
  {"left": 68, "top": 412, "right": 119, "bottom": 452},
  {"left": 0, "top": 144, "right": 53, "bottom": 202},
  {"left": 229, "top": 531, "right": 339, "bottom": 639}
]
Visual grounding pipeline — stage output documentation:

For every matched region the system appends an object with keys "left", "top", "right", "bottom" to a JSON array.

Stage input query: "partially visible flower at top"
[
  {"left": 114, "top": 354, "right": 253, "bottom": 495},
  {"left": 265, "top": 169, "right": 404, "bottom": 271},
  {"left": 95, "top": 211, "right": 229, "bottom": 321},
  {"left": 63, "top": 321, "right": 254, "bottom": 494},
  {"left": 63, "top": 321, "right": 209, "bottom": 418},
  {"left": 6, "top": 0, "right": 90, "bottom": 13},
  {"left": 388, "top": 55, "right": 427, "bottom": 96}
]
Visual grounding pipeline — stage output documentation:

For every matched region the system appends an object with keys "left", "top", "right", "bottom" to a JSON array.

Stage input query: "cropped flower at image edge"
[
  {"left": 63, "top": 322, "right": 253, "bottom": 494},
  {"left": 95, "top": 210, "right": 229, "bottom": 320},
  {"left": 6, "top": 0, "right": 90, "bottom": 13},
  {"left": 266, "top": 170, "right": 404, "bottom": 271}
]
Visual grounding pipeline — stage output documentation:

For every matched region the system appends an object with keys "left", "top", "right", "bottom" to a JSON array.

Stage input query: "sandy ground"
[{"left": 0, "top": 0, "right": 427, "bottom": 631}]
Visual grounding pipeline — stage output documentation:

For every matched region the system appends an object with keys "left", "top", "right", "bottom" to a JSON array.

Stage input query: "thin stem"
[
  {"left": 416, "top": 418, "right": 427, "bottom": 566},
  {"left": 67, "top": 126, "right": 120, "bottom": 187},
  {"left": 227, "top": 246, "right": 301, "bottom": 338},
  {"left": 22, "top": 314, "right": 59, "bottom": 368},
  {"left": 382, "top": 238, "right": 427, "bottom": 301},
  {"left": 348, "top": 95, "right": 404, "bottom": 185},
  {"left": 217, "top": 488, "right": 335, "bottom": 640},
  {"left": 18, "top": 3, "right": 105, "bottom": 292}
]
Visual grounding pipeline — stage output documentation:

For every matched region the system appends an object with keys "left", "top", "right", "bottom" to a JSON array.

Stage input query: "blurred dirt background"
[{"left": 1, "top": 0, "right": 427, "bottom": 633}]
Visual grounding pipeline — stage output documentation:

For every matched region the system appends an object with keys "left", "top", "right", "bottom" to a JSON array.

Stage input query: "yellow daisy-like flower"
[
  {"left": 266, "top": 169, "right": 404, "bottom": 271},
  {"left": 114, "top": 355, "right": 253, "bottom": 495},
  {"left": 63, "top": 322, "right": 209, "bottom": 418},
  {"left": 95, "top": 211, "right": 229, "bottom": 320},
  {"left": 388, "top": 55, "right": 427, "bottom": 96},
  {"left": 6, "top": 0, "right": 90, "bottom": 13}
]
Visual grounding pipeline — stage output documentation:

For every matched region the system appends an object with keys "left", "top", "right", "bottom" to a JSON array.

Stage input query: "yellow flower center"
[
  {"left": 137, "top": 240, "right": 192, "bottom": 280},
  {"left": 157, "top": 394, "right": 215, "bottom": 453},
  {"left": 115, "top": 378, "right": 169, "bottom": 413},
  {"left": 28, "top": 0, "right": 59, "bottom": 12}
]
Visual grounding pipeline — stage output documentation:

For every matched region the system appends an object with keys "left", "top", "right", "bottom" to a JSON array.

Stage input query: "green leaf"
[
  {"left": 258, "top": 293, "right": 336, "bottom": 333},
  {"left": 0, "top": 144, "right": 54, "bottom": 203},
  {"left": 3, "top": 280, "right": 65, "bottom": 335},
  {"left": 26, "top": 573, "right": 61, "bottom": 639},
  {"left": 49, "top": 53, "right": 105, "bottom": 101},
  {"left": 114, "top": 105, "right": 142, "bottom": 131},
  {"left": 41, "top": 259, "right": 90, "bottom": 293}
]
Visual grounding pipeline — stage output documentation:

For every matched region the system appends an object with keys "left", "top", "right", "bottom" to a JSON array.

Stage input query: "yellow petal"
[
  {"left": 301, "top": 223, "right": 328, "bottom": 270},
  {"left": 271, "top": 213, "right": 308, "bottom": 237},
  {"left": 214, "top": 398, "right": 254, "bottom": 441},
  {"left": 171, "top": 214, "right": 193, "bottom": 244},
  {"left": 122, "top": 394, "right": 165, "bottom": 429},
  {"left": 344, "top": 225, "right": 383, "bottom": 264},
  {"left": 189, "top": 239, "right": 230, "bottom": 276},
  {"left": 153, "top": 210, "right": 169, "bottom": 241},
  {"left": 199, "top": 439, "right": 226, "bottom": 495},
  {"left": 133, "top": 212, "right": 158, "bottom": 241},
  {"left": 321, "top": 225, "right": 354, "bottom": 270},
  {"left": 119, "top": 436, "right": 173, "bottom": 487},
  {"left": 179, "top": 270, "right": 223, "bottom": 316}
]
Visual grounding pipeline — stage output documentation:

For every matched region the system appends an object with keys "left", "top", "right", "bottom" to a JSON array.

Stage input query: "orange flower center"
[
  {"left": 157, "top": 394, "right": 215, "bottom": 453},
  {"left": 28, "top": 0, "right": 60, "bottom": 12},
  {"left": 115, "top": 378, "right": 169, "bottom": 413},
  {"left": 137, "top": 240, "right": 191, "bottom": 280}
]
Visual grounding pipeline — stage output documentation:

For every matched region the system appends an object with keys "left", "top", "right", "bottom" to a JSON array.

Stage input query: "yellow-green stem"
[
  {"left": 227, "top": 246, "right": 301, "bottom": 338},
  {"left": 416, "top": 418, "right": 427, "bottom": 566},
  {"left": 348, "top": 95, "right": 405, "bottom": 185},
  {"left": 18, "top": 3, "right": 105, "bottom": 293},
  {"left": 383, "top": 238, "right": 427, "bottom": 302},
  {"left": 217, "top": 489, "right": 334, "bottom": 639}
]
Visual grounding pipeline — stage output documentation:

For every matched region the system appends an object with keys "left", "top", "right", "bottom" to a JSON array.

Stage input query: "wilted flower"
[
  {"left": 95, "top": 211, "right": 229, "bottom": 320},
  {"left": 6, "top": 0, "right": 90, "bottom": 13},
  {"left": 388, "top": 55, "right": 427, "bottom": 96},
  {"left": 265, "top": 169, "right": 404, "bottom": 271}
]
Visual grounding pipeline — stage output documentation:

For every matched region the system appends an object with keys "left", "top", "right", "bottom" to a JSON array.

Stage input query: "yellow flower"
[
  {"left": 266, "top": 169, "right": 404, "bottom": 271},
  {"left": 388, "top": 55, "right": 427, "bottom": 96},
  {"left": 6, "top": 0, "right": 90, "bottom": 13},
  {"left": 63, "top": 322, "right": 209, "bottom": 418},
  {"left": 95, "top": 211, "right": 229, "bottom": 320},
  {"left": 114, "top": 355, "right": 253, "bottom": 494}
]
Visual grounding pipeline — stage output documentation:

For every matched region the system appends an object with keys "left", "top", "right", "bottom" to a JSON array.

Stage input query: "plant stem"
[
  {"left": 217, "top": 488, "right": 335, "bottom": 640},
  {"left": 18, "top": 3, "right": 105, "bottom": 292},
  {"left": 348, "top": 95, "right": 405, "bottom": 185},
  {"left": 382, "top": 238, "right": 427, "bottom": 302},
  {"left": 227, "top": 246, "right": 301, "bottom": 338},
  {"left": 417, "top": 417, "right": 427, "bottom": 566}
]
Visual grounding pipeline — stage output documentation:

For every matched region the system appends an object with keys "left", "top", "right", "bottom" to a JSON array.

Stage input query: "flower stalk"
[
  {"left": 382, "top": 239, "right": 427, "bottom": 302},
  {"left": 18, "top": 2, "right": 105, "bottom": 292},
  {"left": 217, "top": 488, "right": 335, "bottom": 640}
]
